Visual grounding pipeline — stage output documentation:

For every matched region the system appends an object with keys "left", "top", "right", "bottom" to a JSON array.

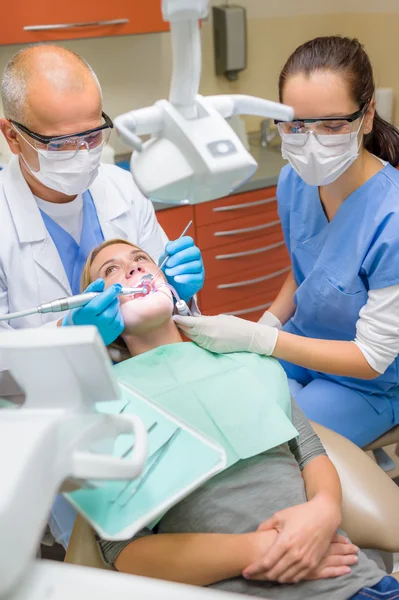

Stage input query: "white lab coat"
[{"left": 0, "top": 155, "right": 168, "bottom": 398}]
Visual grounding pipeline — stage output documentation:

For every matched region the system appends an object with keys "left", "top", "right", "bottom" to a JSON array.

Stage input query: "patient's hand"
[
  {"left": 242, "top": 497, "right": 345, "bottom": 583},
  {"left": 304, "top": 536, "right": 359, "bottom": 581},
  {"left": 243, "top": 533, "right": 358, "bottom": 584}
]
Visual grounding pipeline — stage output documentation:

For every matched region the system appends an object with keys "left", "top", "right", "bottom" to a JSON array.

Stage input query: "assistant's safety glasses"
[{"left": 275, "top": 103, "right": 369, "bottom": 147}]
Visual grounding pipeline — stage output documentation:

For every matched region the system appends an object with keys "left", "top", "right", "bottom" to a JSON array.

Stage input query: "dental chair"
[
  {"left": 65, "top": 423, "right": 399, "bottom": 582},
  {"left": 363, "top": 425, "right": 399, "bottom": 475}
]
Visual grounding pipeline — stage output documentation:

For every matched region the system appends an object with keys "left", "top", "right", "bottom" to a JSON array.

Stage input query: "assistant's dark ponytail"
[
  {"left": 364, "top": 112, "right": 399, "bottom": 166},
  {"left": 279, "top": 36, "right": 399, "bottom": 166}
]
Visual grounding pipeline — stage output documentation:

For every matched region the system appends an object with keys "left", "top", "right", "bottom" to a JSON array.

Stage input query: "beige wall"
[{"left": 0, "top": 4, "right": 398, "bottom": 155}]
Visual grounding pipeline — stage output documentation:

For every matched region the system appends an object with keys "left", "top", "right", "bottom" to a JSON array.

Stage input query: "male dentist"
[
  {"left": 0, "top": 43, "right": 204, "bottom": 549},
  {"left": 0, "top": 44, "right": 204, "bottom": 389}
]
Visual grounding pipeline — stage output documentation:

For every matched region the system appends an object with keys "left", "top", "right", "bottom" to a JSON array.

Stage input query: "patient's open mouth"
[{"left": 125, "top": 291, "right": 149, "bottom": 301}]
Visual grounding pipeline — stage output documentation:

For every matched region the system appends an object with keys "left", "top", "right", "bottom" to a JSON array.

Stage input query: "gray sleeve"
[
  {"left": 288, "top": 397, "right": 327, "bottom": 471},
  {"left": 96, "top": 527, "right": 154, "bottom": 567}
]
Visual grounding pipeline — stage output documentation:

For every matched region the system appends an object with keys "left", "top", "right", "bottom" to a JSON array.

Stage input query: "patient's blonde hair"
[
  {"left": 81, "top": 238, "right": 151, "bottom": 291},
  {"left": 81, "top": 238, "right": 156, "bottom": 358}
]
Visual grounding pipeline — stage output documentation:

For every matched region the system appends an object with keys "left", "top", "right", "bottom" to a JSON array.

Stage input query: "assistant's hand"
[
  {"left": 242, "top": 497, "right": 343, "bottom": 583},
  {"left": 258, "top": 310, "right": 282, "bottom": 328},
  {"left": 173, "top": 314, "right": 278, "bottom": 355},
  {"left": 62, "top": 279, "right": 124, "bottom": 346},
  {"left": 162, "top": 236, "right": 204, "bottom": 303}
]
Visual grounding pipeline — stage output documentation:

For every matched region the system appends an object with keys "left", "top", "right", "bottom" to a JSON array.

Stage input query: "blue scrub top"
[{"left": 277, "top": 163, "right": 399, "bottom": 413}]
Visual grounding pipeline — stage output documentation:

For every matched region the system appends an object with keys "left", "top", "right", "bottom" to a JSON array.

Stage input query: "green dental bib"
[
  {"left": 65, "top": 343, "right": 298, "bottom": 540},
  {"left": 115, "top": 343, "right": 297, "bottom": 467}
]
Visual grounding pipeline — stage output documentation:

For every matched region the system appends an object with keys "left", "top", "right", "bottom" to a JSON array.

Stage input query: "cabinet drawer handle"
[
  {"left": 216, "top": 240, "right": 284, "bottom": 260},
  {"left": 227, "top": 302, "right": 272, "bottom": 316},
  {"left": 214, "top": 219, "right": 280, "bottom": 237},
  {"left": 24, "top": 19, "right": 129, "bottom": 31},
  {"left": 217, "top": 266, "right": 291, "bottom": 289},
  {"left": 213, "top": 197, "right": 277, "bottom": 213}
]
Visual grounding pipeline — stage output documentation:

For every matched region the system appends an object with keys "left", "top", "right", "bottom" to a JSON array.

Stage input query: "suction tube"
[{"left": 155, "top": 282, "right": 192, "bottom": 316}]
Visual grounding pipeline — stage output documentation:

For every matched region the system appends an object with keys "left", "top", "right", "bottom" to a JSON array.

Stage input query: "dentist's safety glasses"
[
  {"left": 275, "top": 102, "right": 368, "bottom": 147},
  {"left": 10, "top": 112, "right": 114, "bottom": 158}
]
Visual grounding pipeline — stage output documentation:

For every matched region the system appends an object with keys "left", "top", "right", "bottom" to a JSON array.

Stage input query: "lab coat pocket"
[{"left": 316, "top": 278, "right": 368, "bottom": 339}]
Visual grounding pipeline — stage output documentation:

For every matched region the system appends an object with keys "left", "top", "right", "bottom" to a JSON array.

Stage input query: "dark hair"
[{"left": 278, "top": 36, "right": 399, "bottom": 167}]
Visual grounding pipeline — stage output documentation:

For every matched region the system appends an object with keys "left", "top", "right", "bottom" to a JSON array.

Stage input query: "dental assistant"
[
  {"left": 175, "top": 36, "right": 399, "bottom": 448},
  {"left": 0, "top": 45, "right": 204, "bottom": 393}
]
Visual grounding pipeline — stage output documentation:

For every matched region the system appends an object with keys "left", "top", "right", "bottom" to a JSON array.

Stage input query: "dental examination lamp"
[
  {"left": 115, "top": 0, "right": 294, "bottom": 205},
  {"left": 0, "top": 328, "right": 253, "bottom": 600}
]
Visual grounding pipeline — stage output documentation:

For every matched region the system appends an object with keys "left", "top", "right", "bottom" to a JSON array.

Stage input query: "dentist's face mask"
[
  {"left": 279, "top": 107, "right": 366, "bottom": 186},
  {"left": 11, "top": 113, "right": 113, "bottom": 195},
  {"left": 20, "top": 144, "right": 103, "bottom": 195}
]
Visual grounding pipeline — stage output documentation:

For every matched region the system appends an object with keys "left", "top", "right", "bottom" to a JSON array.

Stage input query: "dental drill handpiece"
[
  {"left": 37, "top": 286, "right": 151, "bottom": 314},
  {"left": 0, "top": 286, "right": 152, "bottom": 321}
]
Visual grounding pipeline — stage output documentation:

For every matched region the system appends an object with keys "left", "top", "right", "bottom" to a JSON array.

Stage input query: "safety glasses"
[
  {"left": 10, "top": 112, "right": 114, "bottom": 158},
  {"left": 275, "top": 103, "right": 368, "bottom": 147}
]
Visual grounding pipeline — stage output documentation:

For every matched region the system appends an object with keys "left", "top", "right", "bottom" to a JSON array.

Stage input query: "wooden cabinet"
[
  {"left": 2, "top": 1, "right": 168, "bottom": 46},
  {"left": 155, "top": 205, "right": 195, "bottom": 243},
  {"left": 157, "top": 186, "right": 291, "bottom": 322}
]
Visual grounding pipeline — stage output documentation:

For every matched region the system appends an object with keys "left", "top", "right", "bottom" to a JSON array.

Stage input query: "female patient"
[{"left": 80, "top": 238, "right": 398, "bottom": 600}]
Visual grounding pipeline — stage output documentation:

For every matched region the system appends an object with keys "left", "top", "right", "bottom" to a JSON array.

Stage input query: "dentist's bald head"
[{"left": 1, "top": 44, "right": 102, "bottom": 133}]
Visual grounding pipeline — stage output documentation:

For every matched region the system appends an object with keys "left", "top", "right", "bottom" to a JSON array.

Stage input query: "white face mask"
[
  {"left": 20, "top": 145, "right": 102, "bottom": 195},
  {"left": 281, "top": 120, "right": 364, "bottom": 186}
]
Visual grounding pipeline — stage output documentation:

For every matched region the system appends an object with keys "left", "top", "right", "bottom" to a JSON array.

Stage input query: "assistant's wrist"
[
  {"left": 250, "top": 324, "right": 279, "bottom": 356},
  {"left": 258, "top": 310, "right": 283, "bottom": 329}
]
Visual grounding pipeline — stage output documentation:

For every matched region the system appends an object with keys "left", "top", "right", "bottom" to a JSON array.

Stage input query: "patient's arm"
[
  {"left": 114, "top": 530, "right": 277, "bottom": 585},
  {"left": 289, "top": 399, "right": 342, "bottom": 516},
  {"left": 244, "top": 400, "right": 344, "bottom": 583}
]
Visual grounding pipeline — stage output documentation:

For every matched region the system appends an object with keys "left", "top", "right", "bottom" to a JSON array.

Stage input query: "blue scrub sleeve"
[{"left": 362, "top": 214, "right": 399, "bottom": 290}]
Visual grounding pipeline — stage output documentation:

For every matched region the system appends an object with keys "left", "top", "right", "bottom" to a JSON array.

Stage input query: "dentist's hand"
[
  {"left": 173, "top": 314, "right": 279, "bottom": 355},
  {"left": 162, "top": 236, "right": 205, "bottom": 303},
  {"left": 62, "top": 279, "right": 124, "bottom": 346}
]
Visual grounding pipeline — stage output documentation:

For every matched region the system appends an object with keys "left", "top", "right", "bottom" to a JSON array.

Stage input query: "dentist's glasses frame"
[
  {"left": 275, "top": 102, "right": 369, "bottom": 147},
  {"left": 10, "top": 111, "right": 114, "bottom": 158}
]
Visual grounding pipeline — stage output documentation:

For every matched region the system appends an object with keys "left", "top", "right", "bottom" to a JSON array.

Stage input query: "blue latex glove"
[
  {"left": 62, "top": 279, "right": 124, "bottom": 346},
  {"left": 161, "top": 236, "right": 205, "bottom": 303}
]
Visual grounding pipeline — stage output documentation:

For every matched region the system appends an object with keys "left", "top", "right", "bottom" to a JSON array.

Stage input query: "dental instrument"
[
  {"left": 119, "top": 428, "right": 181, "bottom": 508},
  {"left": 150, "top": 219, "right": 193, "bottom": 283},
  {"left": 139, "top": 220, "right": 194, "bottom": 316},
  {"left": 110, "top": 421, "right": 160, "bottom": 504},
  {"left": 115, "top": 1, "right": 294, "bottom": 205},
  {"left": 0, "top": 286, "right": 150, "bottom": 322},
  {"left": 120, "top": 422, "right": 158, "bottom": 459}
]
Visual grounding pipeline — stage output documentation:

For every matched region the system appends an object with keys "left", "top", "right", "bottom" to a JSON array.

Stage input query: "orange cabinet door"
[
  {"left": 202, "top": 229, "right": 287, "bottom": 280},
  {"left": 205, "top": 291, "right": 275, "bottom": 321},
  {"left": 196, "top": 206, "right": 281, "bottom": 251},
  {"left": 3, "top": 1, "right": 168, "bottom": 45},
  {"left": 199, "top": 263, "right": 290, "bottom": 312},
  {"left": 195, "top": 187, "right": 277, "bottom": 228},
  {"left": 155, "top": 206, "right": 195, "bottom": 243}
]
